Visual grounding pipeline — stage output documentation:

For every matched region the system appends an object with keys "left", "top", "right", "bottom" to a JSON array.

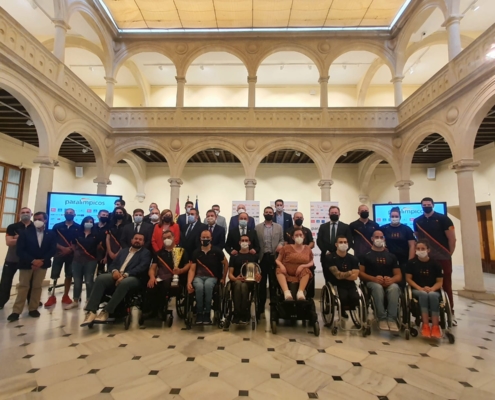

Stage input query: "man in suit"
[
  {"left": 8, "top": 212, "right": 57, "bottom": 322},
  {"left": 177, "top": 200, "right": 194, "bottom": 231},
  {"left": 120, "top": 208, "right": 154, "bottom": 250},
  {"left": 204, "top": 209, "right": 226, "bottom": 249},
  {"left": 180, "top": 208, "right": 207, "bottom": 256},
  {"left": 81, "top": 233, "right": 152, "bottom": 326},
  {"left": 143, "top": 202, "right": 158, "bottom": 224},
  {"left": 317, "top": 205, "right": 353, "bottom": 268},
  {"left": 229, "top": 203, "right": 256, "bottom": 231},
  {"left": 226, "top": 212, "right": 260, "bottom": 255},
  {"left": 255, "top": 206, "right": 284, "bottom": 318},
  {"left": 274, "top": 199, "right": 294, "bottom": 234},
  {"left": 203, "top": 204, "right": 227, "bottom": 233}
]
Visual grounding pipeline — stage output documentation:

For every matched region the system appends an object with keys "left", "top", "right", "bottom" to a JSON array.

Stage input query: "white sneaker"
[
  {"left": 284, "top": 290, "right": 294, "bottom": 301},
  {"left": 80, "top": 311, "right": 96, "bottom": 327},
  {"left": 65, "top": 301, "right": 79, "bottom": 310},
  {"left": 452, "top": 313, "right": 458, "bottom": 327},
  {"left": 296, "top": 290, "right": 306, "bottom": 301},
  {"left": 95, "top": 310, "right": 109, "bottom": 322},
  {"left": 379, "top": 320, "right": 390, "bottom": 331}
]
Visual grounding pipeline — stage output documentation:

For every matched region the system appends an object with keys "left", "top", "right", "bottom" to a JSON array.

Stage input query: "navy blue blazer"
[
  {"left": 209, "top": 225, "right": 226, "bottom": 249},
  {"left": 274, "top": 211, "right": 294, "bottom": 233},
  {"left": 111, "top": 247, "right": 152, "bottom": 278},
  {"left": 228, "top": 215, "right": 255, "bottom": 231},
  {"left": 177, "top": 213, "right": 188, "bottom": 231},
  {"left": 16, "top": 228, "right": 57, "bottom": 270}
]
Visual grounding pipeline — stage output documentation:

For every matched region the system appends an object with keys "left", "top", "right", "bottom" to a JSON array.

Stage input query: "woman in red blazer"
[{"left": 152, "top": 209, "right": 181, "bottom": 253}]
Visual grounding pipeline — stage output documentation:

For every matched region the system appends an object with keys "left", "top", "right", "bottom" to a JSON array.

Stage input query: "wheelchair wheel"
[
  {"left": 124, "top": 313, "right": 131, "bottom": 330},
  {"left": 314, "top": 321, "right": 320, "bottom": 337},
  {"left": 331, "top": 326, "right": 338, "bottom": 336},
  {"left": 349, "top": 309, "right": 361, "bottom": 329},
  {"left": 271, "top": 320, "right": 277, "bottom": 334},
  {"left": 320, "top": 285, "right": 335, "bottom": 327},
  {"left": 176, "top": 292, "right": 186, "bottom": 319},
  {"left": 166, "top": 314, "right": 173, "bottom": 327},
  {"left": 405, "top": 329, "right": 410, "bottom": 340},
  {"left": 446, "top": 331, "right": 455, "bottom": 344},
  {"left": 410, "top": 327, "right": 418, "bottom": 337}
]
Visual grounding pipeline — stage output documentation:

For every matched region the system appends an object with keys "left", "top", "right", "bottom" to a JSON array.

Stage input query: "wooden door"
[{"left": 477, "top": 205, "right": 495, "bottom": 273}]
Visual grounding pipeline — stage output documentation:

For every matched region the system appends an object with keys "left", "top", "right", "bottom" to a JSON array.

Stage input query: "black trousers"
[
  {"left": 146, "top": 279, "right": 172, "bottom": 316},
  {"left": 232, "top": 280, "right": 254, "bottom": 317},
  {"left": 0, "top": 262, "right": 32, "bottom": 307},
  {"left": 258, "top": 253, "right": 275, "bottom": 315},
  {"left": 336, "top": 286, "right": 359, "bottom": 310}
]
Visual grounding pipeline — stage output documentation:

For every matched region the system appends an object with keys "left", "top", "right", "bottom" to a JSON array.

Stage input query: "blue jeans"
[
  {"left": 193, "top": 276, "right": 217, "bottom": 314},
  {"left": 72, "top": 260, "right": 97, "bottom": 300},
  {"left": 412, "top": 289, "right": 441, "bottom": 317},
  {"left": 367, "top": 282, "right": 400, "bottom": 322}
]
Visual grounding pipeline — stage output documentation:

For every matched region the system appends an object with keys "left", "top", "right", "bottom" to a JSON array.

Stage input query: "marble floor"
[{"left": 1, "top": 287, "right": 495, "bottom": 400}]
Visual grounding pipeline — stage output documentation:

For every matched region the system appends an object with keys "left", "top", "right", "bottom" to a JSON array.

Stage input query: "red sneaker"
[
  {"left": 44, "top": 295, "right": 57, "bottom": 308},
  {"left": 62, "top": 295, "right": 73, "bottom": 310},
  {"left": 421, "top": 324, "right": 431, "bottom": 338},
  {"left": 431, "top": 325, "right": 442, "bottom": 339}
]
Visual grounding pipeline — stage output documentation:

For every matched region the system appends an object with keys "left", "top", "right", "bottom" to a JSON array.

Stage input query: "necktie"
[
  {"left": 209, "top": 225, "right": 213, "bottom": 233},
  {"left": 242, "top": 228, "right": 246, "bottom": 235},
  {"left": 134, "top": 223, "right": 140, "bottom": 233},
  {"left": 330, "top": 223, "right": 336, "bottom": 245},
  {"left": 186, "top": 224, "right": 192, "bottom": 237}
]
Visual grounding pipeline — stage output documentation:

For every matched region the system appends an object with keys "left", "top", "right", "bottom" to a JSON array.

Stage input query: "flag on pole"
[
  {"left": 174, "top": 198, "right": 180, "bottom": 222},
  {"left": 195, "top": 195, "right": 199, "bottom": 214}
]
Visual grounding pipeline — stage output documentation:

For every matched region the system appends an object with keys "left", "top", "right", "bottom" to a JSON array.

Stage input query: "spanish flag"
[{"left": 174, "top": 198, "right": 180, "bottom": 222}]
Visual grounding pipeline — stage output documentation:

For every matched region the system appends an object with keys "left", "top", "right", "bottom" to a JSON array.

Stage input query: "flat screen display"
[
  {"left": 372, "top": 202, "right": 447, "bottom": 230},
  {"left": 46, "top": 192, "right": 122, "bottom": 229}
]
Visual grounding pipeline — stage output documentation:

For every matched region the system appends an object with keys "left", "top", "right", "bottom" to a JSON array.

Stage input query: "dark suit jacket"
[
  {"left": 228, "top": 215, "right": 255, "bottom": 231},
  {"left": 225, "top": 227, "right": 260, "bottom": 255},
  {"left": 316, "top": 221, "right": 353, "bottom": 262},
  {"left": 16, "top": 228, "right": 57, "bottom": 270},
  {"left": 120, "top": 222, "right": 154, "bottom": 250},
  {"left": 208, "top": 225, "right": 226, "bottom": 249},
  {"left": 177, "top": 213, "right": 188, "bottom": 231},
  {"left": 180, "top": 221, "right": 208, "bottom": 256},
  {"left": 111, "top": 247, "right": 152, "bottom": 279},
  {"left": 275, "top": 211, "right": 294, "bottom": 233}
]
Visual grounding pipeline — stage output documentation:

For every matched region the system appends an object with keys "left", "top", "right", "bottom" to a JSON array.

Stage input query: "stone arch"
[
  {"left": 0, "top": 65, "right": 54, "bottom": 158},
  {"left": 120, "top": 151, "right": 147, "bottom": 202},
  {"left": 112, "top": 138, "right": 173, "bottom": 173},
  {"left": 358, "top": 153, "right": 384, "bottom": 195}
]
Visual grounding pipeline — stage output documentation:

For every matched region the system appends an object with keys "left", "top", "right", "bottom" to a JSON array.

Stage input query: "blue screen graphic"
[{"left": 372, "top": 202, "right": 447, "bottom": 231}]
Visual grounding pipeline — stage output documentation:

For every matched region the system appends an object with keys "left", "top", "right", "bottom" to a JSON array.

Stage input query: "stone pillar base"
[{"left": 457, "top": 289, "right": 495, "bottom": 301}]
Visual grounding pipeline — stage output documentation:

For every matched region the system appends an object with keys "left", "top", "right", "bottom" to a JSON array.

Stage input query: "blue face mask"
[
  {"left": 239, "top": 220, "right": 248, "bottom": 228},
  {"left": 187, "top": 215, "right": 196, "bottom": 223},
  {"left": 134, "top": 216, "right": 143, "bottom": 223}
]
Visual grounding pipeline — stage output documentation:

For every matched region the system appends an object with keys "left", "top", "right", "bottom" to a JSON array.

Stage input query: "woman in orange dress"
[{"left": 275, "top": 228, "right": 314, "bottom": 301}]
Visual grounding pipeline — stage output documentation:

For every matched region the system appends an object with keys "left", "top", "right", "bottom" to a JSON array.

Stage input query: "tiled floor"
[{"left": 1, "top": 286, "right": 495, "bottom": 400}]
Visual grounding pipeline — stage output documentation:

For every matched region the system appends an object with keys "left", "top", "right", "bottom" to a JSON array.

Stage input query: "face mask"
[
  {"left": 33, "top": 220, "right": 44, "bottom": 229},
  {"left": 214, "top": 210, "right": 219, "bottom": 215},
  {"left": 416, "top": 250, "right": 428, "bottom": 259},
  {"left": 294, "top": 219, "right": 303, "bottom": 226},
  {"left": 338, "top": 243, "right": 349, "bottom": 252},
  {"left": 422, "top": 206, "right": 433, "bottom": 214},
  {"left": 294, "top": 237, "right": 304, "bottom": 245},
  {"left": 374, "top": 239, "right": 385, "bottom": 248},
  {"left": 391, "top": 217, "right": 400, "bottom": 225},
  {"left": 187, "top": 215, "right": 196, "bottom": 223},
  {"left": 134, "top": 216, "right": 143, "bottom": 223},
  {"left": 360, "top": 211, "right": 369, "bottom": 219},
  {"left": 264, "top": 214, "right": 273, "bottom": 221},
  {"left": 239, "top": 220, "right": 248, "bottom": 228},
  {"left": 164, "top": 238, "right": 173, "bottom": 247},
  {"left": 150, "top": 214, "right": 159, "bottom": 222},
  {"left": 163, "top": 215, "right": 172, "bottom": 223},
  {"left": 65, "top": 214, "right": 75, "bottom": 221},
  {"left": 238, "top": 208, "right": 246, "bottom": 215},
  {"left": 206, "top": 217, "right": 215, "bottom": 225},
  {"left": 276, "top": 206, "right": 283, "bottom": 212},
  {"left": 115, "top": 214, "right": 124, "bottom": 220},
  {"left": 84, "top": 222, "right": 93, "bottom": 230},
  {"left": 99, "top": 216, "right": 109, "bottom": 223},
  {"left": 186, "top": 207, "right": 192, "bottom": 213},
  {"left": 330, "top": 214, "right": 339, "bottom": 222},
  {"left": 201, "top": 239, "right": 211, "bottom": 247},
  {"left": 240, "top": 242, "right": 249, "bottom": 249},
  {"left": 20, "top": 214, "right": 31, "bottom": 222}
]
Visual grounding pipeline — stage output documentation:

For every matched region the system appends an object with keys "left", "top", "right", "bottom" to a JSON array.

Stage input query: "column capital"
[
  {"left": 33, "top": 157, "right": 58, "bottom": 168},
  {"left": 135, "top": 193, "right": 146, "bottom": 203},
  {"left": 244, "top": 178, "right": 257, "bottom": 188},
  {"left": 175, "top": 76, "right": 187, "bottom": 84},
  {"left": 391, "top": 76, "right": 404, "bottom": 83},
  {"left": 247, "top": 76, "right": 257, "bottom": 83},
  {"left": 318, "top": 179, "right": 333, "bottom": 189},
  {"left": 359, "top": 194, "right": 370, "bottom": 204},
  {"left": 52, "top": 19, "right": 70, "bottom": 31},
  {"left": 394, "top": 180, "right": 414, "bottom": 189},
  {"left": 442, "top": 15, "right": 463, "bottom": 28},
  {"left": 105, "top": 76, "right": 117, "bottom": 84},
  {"left": 318, "top": 76, "right": 329, "bottom": 84},
  {"left": 93, "top": 178, "right": 112, "bottom": 185},
  {"left": 450, "top": 159, "right": 481, "bottom": 172},
  {"left": 168, "top": 177, "right": 183, "bottom": 187}
]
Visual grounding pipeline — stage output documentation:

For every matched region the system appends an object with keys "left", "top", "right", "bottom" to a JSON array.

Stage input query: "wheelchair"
[
  {"left": 142, "top": 280, "right": 188, "bottom": 328},
  {"left": 269, "top": 267, "right": 320, "bottom": 337},
  {"left": 360, "top": 280, "right": 408, "bottom": 336},
  {"left": 320, "top": 281, "right": 367, "bottom": 336},
  {"left": 184, "top": 281, "right": 223, "bottom": 329},
  {"left": 222, "top": 262, "right": 260, "bottom": 331},
  {"left": 403, "top": 285, "right": 455, "bottom": 343}
]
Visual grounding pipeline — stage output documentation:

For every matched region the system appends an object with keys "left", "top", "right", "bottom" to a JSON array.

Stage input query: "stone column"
[
  {"left": 443, "top": 15, "right": 463, "bottom": 61},
  {"left": 319, "top": 76, "right": 329, "bottom": 108},
  {"left": 394, "top": 180, "right": 414, "bottom": 202},
  {"left": 168, "top": 178, "right": 183, "bottom": 211},
  {"left": 391, "top": 76, "right": 404, "bottom": 107},
  {"left": 33, "top": 158, "right": 56, "bottom": 212},
  {"left": 176, "top": 76, "right": 186, "bottom": 108},
  {"left": 105, "top": 77, "right": 117, "bottom": 107},
  {"left": 94, "top": 179, "right": 111, "bottom": 194},
  {"left": 248, "top": 76, "right": 257, "bottom": 108},
  {"left": 244, "top": 179, "right": 257, "bottom": 201},
  {"left": 52, "top": 19, "right": 69, "bottom": 62},
  {"left": 451, "top": 160, "right": 493, "bottom": 299},
  {"left": 318, "top": 179, "right": 333, "bottom": 201}
]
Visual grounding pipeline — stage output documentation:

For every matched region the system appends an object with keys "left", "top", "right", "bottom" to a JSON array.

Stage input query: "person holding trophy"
[{"left": 146, "top": 230, "right": 190, "bottom": 319}]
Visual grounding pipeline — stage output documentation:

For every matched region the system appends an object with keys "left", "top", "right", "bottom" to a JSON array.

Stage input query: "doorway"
[{"left": 477, "top": 205, "right": 495, "bottom": 273}]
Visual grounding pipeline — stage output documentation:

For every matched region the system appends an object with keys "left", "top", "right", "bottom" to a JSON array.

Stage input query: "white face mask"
[
  {"left": 373, "top": 239, "right": 385, "bottom": 248},
  {"left": 276, "top": 206, "right": 284, "bottom": 212},
  {"left": 206, "top": 217, "right": 215, "bottom": 225},
  {"left": 337, "top": 243, "right": 348, "bottom": 252},
  {"left": 150, "top": 214, "right": 159, "bottom": 222},
  {"left": 238, "top": 208, "right": 246, "bottom": 215},
  {"left": 294, "top": 237, "right": 304, "bottom": 245},
  {"left": 163, "top": 238, "right": 173, "bottom": 247},
  {"left": 240, "top": 242, "right": 249, "bottom": 249},
  {"left": 391, "top": 217, "right": 400, "bottom": 225},
  {"left": 33, "top": 220, "right": 44, "bottom": 229},
  {"left": 416, "top": 250, "right": 428, "bottom": 259}
]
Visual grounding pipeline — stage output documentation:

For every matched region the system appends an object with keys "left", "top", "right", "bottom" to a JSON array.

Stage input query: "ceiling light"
[
  {"left": 342, "top": 152, "right": 348, "bottom": 157},
  {"left": 280, "top": 65, "right": 284, "bottom": 70},
  {"left": 308, "top": 65, "right": 312, "bottom": 70},
  {"left": 214, "top": 151, "right": 220, "bottom": 156},
  {"left": 26, "top": 119, "right": 34, "bottom": 126},
  {"left": 309, "top": 90, "right": 316, "bottom": 96},
  {"left": 487, "top": 44, "right": 495, "bottom": 60},
  {"left": 409, "top": 67, "right": 414, "bottom": 74},
  {"left": 158, "top": 65, "right": 163, "bottom": 71},
  {"left": 422, "top": 146, "right": 429, "bottom": 153},
  {"left": 200, "top": 65, "right": 204, "bottom": 70},
  {"left": 343, "top": 64, "right": 347, "bottom": 70},
  {"left": 82, "top": 148, "right": 89, "bottom": 153},
  {"left": 145, "top": 150, "right": 151, "bottom": 156},
  {"left": 89, "top": 66, "right": 94, "bottom": 72},
  {"left": 295, "top": 151, "right": 301, "bottom": 157},
  {"left": 472, "top": 5, "right": 480, "bottom": 11}
]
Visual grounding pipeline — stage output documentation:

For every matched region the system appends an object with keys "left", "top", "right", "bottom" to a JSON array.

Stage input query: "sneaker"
[
  {"left": 44, "top": 295, "right": 56, "bottom": 308},
  {"left": 62, "top": 295, "right": 73, "bottom": 310},
  {"left": 421, "top": 324, "right": 431, "bottom": 338},
  {"left": 388, "top": 321, "right": 400, "bottom": 333},
  {"left": 7, "top": 312, "right": 19, "bottom": 322},
  {"left": 431, "top": 325, "right": 442, "bottom": 339},
  {"left": 341, "top": 310, "right": 349, "bottom": 319},
  {"left": 65, "top": 301, "right": 79, "bottom": 310},
  {"left": 195, "top": 313, "right": 203, "bottom": 325},
  {"left": 203, "top": 315, "right": 212, "bottom": 325},
  {"left": 284, "top": 290, "right": 294, "bottom": 301},
  {"left": 80, "top": 311, "right": 97, "bottom": 327},
  {"left": 95, "top": 310, "right": 109, "bottom": 322},
  {"left": 28, "top": 310, "right": 41, "bottom": 318},
  {"left": 379, "top": 320, "right": 389, "bottom": 331},
  {"left": 296, "top": 290, "right": 306, "bottom": 301},
  {"left": 452, "top": 313, "right": 457, "bottom": 327}
]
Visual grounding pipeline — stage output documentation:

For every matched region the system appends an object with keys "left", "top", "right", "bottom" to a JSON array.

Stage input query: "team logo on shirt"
[
  {"left": 375, "top": 257, "right": 387, "bottom": 265},
  {"left": 390, "top": 232, "right": 401, "bottom": 238}
]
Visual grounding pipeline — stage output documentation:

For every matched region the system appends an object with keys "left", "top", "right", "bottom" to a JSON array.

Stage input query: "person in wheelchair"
[
  {"left": 228, "top": 234, "right": 261, "bottom": 324},
  {"left": 359, "top": 230, "right": 402, "bottom": 332},
  {"left": 324, "top": 236, "right": 360, "bottom": 318},
  {"left": 81, "top": 233, "right": 151, "bottom": 326},
  {"left": 146, "top": 230, "right": 190, "bottom": 319},
  {"left": 187, "top": 230, "right": 228, "bottom": 325},
  {"left": 406, "top": 240, "right": 444, "bottom": 339},
  {"left": 275, "top": 228, "right": 314, "bottom": 301}
]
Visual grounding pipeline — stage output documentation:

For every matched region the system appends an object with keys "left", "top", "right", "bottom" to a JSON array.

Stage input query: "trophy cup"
[
  {"left": 171, "top": 247, "right": 184, "bottom": 287},
  {"left": 241, "top": 262, "right": 261, "bottom": 282}
]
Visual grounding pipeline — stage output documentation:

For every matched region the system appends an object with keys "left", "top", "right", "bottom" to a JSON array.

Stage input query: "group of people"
[{"left": 0, "top": 196, "right": 456, "bottom": 338}]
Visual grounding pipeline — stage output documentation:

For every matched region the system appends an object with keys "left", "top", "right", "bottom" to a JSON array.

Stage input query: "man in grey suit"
[
  {"left": 255, "top": 206, "right": 284, "bottom": 318},
  {"left": 203, "top": 204, "right": 227, "bottom": 233}
]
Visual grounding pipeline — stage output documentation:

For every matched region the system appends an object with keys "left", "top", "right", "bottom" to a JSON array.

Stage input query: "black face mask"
[
  {"left": 360, "top": 211, "right": 369, "bottom": 219},
  {"left": 422, "top": 206, "right": 433, "bottom": 214},
  {"left": 115, "top": 214, "right": 124, "bottom": 220},
  {"left": 99, "top": 217, "right": 109, "bottom": 224},
  {"left": 65, "top": 214, "right": 75, "bottom": 221},
  {"left": 163, "top": 216, "right": 172, "bottom": 223},
  {"left": 201, "top": 239, "right": 211, "bottom": 247},
  {"left": 294, "top": 219, "right": 303, "bottom": 226},
  {"left": 264, "top": 214, "right": 273, "bottom": 221},
  {"left": 330, "top": 214, "right": 339, "bottom": 222}
]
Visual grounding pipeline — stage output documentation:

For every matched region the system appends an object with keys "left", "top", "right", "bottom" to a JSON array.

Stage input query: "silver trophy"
[{"left": 241, "top": 262, "right": 261, "bottom": 282}]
